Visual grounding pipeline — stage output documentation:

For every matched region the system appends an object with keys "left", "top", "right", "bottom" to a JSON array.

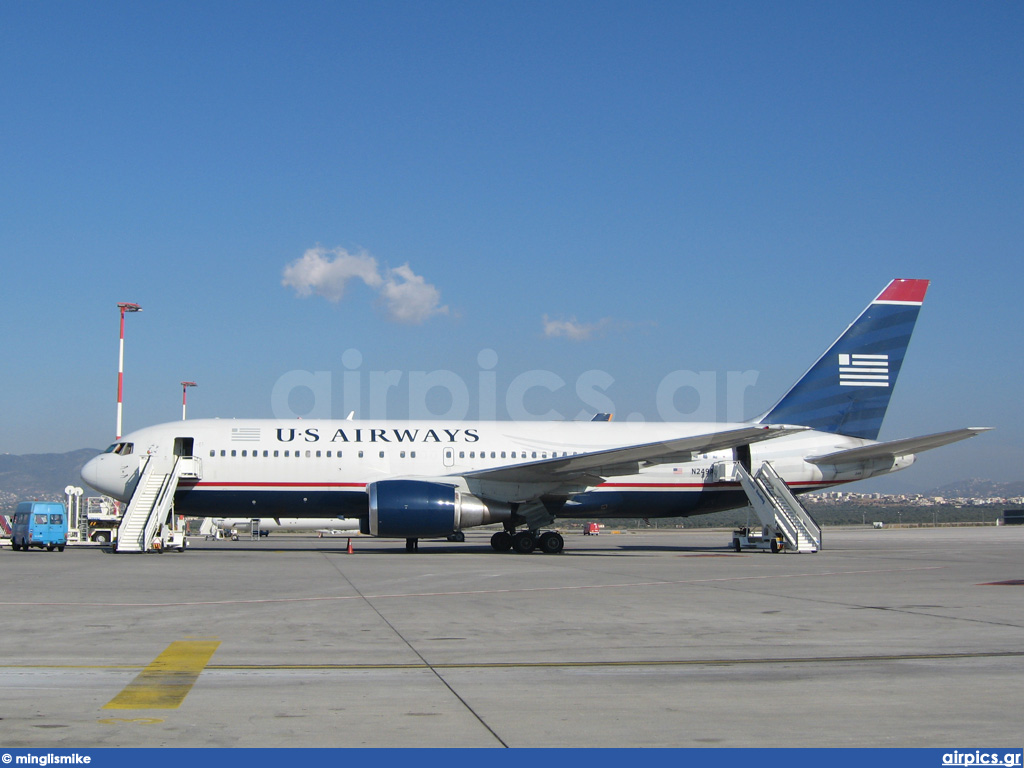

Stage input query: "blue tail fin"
[{"left": 757, "top": 279, "right": 929, "bottom": 440}]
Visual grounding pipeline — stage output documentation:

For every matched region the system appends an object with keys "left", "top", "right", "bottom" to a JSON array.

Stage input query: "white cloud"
[
  {"left": 379, "top": 263, "right": 450, "bottom": 324},
  {"left": 282, "top": 247, "right": 449, "bottom": 325},
  {"left": 281, "top": 246, "right": 381, "bottom": 302},
  {"left": 542, "top": 315, "right": 612, "bottom": 341}
]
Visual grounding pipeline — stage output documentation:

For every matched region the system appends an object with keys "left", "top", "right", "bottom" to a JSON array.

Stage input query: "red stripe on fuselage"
[
  {"left": 185, "top": 482, "right": 367, "bottom": 489},
  {"left": 181, "top": 480, "right": 837, "bottom": 491}
]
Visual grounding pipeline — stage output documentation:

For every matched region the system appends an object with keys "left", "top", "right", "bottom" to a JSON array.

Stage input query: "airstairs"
[
  {"left": 716, "top": 461, "right": 821, "bottom": 553},
  {"left": 116, "top": 455, "right": 194, "bottom": 553}
]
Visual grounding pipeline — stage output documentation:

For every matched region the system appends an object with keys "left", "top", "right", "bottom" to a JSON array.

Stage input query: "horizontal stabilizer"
[{"left": 807, "top": 427, "right": 991, "bottom": 466}]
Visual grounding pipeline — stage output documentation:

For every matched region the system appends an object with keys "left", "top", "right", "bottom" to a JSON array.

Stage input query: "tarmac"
[{"left": 1, "top": 525, "right": 1022, "bottom": 748}]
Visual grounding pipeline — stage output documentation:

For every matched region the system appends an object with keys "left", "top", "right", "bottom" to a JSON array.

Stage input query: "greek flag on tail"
[{"left": 757, "top": 278, "right": 929, "bottom": 441}]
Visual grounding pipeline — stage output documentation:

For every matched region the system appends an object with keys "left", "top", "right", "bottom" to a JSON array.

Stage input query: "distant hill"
[
  {"left": 924, "top": 478, "right": 1024, "bottom": 499},
  {"left": 0, "top": 449, "right": 101, "bottom": 510}
]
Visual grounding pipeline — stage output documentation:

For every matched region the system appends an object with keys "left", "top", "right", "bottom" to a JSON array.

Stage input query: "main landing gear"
[{"left": 490, "top": 529, "right": 564, "bottom": 554}]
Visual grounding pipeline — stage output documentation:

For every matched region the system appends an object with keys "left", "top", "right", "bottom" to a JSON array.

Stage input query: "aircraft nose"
[{"left": 81, "top": 455, "right": 108, "bottom": 494}]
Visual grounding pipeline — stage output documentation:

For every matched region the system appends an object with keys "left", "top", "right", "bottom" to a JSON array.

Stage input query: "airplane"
[
  {"left": 81, "top": 278, "right": 989, "bottom": 554},
  {"left": 205, "top": 517, "right": 361, "bottom": 538}
]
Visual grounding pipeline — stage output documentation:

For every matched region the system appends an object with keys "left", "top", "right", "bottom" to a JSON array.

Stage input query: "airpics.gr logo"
[{"left": 839, "top": 353, "right": 889, "bottom": 388}]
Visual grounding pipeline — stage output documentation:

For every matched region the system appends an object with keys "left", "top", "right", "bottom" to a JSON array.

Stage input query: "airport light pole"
[
  {"left": 115, "top": 302, "right": 142, "bottom": 439},
  {"left": 181, "top": 381, "right": 197, "bottom": 420}
]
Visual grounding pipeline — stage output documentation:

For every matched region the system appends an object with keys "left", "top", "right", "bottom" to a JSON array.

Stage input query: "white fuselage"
[{"left": 81, "top": 418, "right": 905, "bottom": 523}]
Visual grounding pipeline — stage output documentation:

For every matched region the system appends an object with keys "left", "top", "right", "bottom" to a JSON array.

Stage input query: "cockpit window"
[{"left": 103, "top": 442, "right": 135, "bottom": 455}]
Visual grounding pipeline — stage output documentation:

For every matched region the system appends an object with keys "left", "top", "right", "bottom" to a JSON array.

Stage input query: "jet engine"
[{"left": 366, "top": 479, "right": 511, "bottom": 538}]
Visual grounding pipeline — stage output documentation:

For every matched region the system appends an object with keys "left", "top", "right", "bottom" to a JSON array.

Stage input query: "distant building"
[{"left": 1000, "top": 509, "right": 1024, "bottom": 526}]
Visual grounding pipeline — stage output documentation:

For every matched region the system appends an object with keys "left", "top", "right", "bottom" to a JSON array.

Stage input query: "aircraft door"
[
  {"left": 443, "top": 447, "right": 455, "bottom": 467},
  {"left": 734, "top": 444, "right": 751, "bottom": 474},
  {"left": 173, "top": 437, "right": 194, "bottom": 457}
]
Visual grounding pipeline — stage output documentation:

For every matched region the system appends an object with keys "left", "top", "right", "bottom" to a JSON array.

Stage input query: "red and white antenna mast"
[
  {"left": 181, "top": 381, "right": 197, "bottom": 420},
  {"left": 116, "top": 302, "right": 141, "bottom": 439}
]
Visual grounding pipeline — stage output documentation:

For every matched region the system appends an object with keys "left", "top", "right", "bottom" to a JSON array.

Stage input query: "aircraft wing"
[
  {"left": 806, "top": 427, "right": 991, "bottom": 466},
  {"left": 462, "top": 424, "right": 806, "bottom": 487}
]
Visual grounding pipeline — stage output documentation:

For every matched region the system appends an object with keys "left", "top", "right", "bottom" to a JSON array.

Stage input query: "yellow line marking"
[{"left": 102, "top": 640, "right": 220, "bottom": 710}]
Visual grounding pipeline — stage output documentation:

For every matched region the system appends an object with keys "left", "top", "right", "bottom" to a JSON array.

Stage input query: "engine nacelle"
[{"left": 366, "top": 479, "right": 512, "bottom": 538}]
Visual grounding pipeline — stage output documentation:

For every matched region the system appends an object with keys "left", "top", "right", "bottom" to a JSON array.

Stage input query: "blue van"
[{"left": 11, "top": 502, "right": 67, "bottom": 552}]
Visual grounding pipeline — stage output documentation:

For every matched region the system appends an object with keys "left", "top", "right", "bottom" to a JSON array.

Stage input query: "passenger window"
[
  {"left": 220, "top": 450, "right": 226, "bottom": 457},
  {"left": 210, "top": 450, "right": 215, "bottom": 457},
  {"left": 378, "top": 451, "right": 384, "bottom": 458},
  {"left": 242, "top": 450, "right": 247, "bottom": 457},
  {"left": 273, "top": 450, "right": 279, "bottom": 457},
  {"left": 316, "top": 450, "right": 322, "bottom": 458},
  {"left": 358, "top": 451, "right": 364, "bottom": 458},
  {"left": 410, "top": 451, "right": 416, "bottom": 459},
  {"left": 400, "top": 451, "right": 406, "bottom": 458},
  {"left": 231, "top": 450, "right": 237, "bottom": 457}
]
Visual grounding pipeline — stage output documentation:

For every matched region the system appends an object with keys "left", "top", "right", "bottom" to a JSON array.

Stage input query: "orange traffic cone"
[{"left": 346, "top": 538, "right": 353, "bottom": 554}]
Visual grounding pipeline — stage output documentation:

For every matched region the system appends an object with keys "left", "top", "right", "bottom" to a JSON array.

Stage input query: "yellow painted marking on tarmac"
[{"left": 102, "top": 640, "right": 220, "bottom": 710}]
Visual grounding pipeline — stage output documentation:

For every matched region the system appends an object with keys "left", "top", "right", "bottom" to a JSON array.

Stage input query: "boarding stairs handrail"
[
  {"left": 756, "top": 462, "right": 821, "bottom": 552},
  {"left": 116, "top": 455, "right": 182, "bottom": 552}
]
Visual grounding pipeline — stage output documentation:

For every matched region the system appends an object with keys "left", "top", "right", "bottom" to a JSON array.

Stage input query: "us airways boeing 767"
[{"left": 81, "top": 279, "right": 988, "bottom": 554}]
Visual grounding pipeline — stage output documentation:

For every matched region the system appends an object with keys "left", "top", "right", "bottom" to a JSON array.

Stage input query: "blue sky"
[{"left": 1, "top": 1, "right": 1021, "bottom": 492}]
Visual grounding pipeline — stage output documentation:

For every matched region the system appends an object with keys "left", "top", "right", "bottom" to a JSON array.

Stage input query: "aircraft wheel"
[
  {"left": 490, "top": 531, "right": 512, "bottom": 552},
  {"left": 770, "top": 538, "right": 781, "bottom": 554},
  {"left": 405, "top": 537, "right": 419, "bottom": 552},
  {"left": 538, "top": 531, "right": 564, "bottom": 554},
  {"left": 733, "top": 538, "right": 741, "bottom": 552},
  {"left": 512, "top": 531, "right": 536, "bottom": 554}
]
